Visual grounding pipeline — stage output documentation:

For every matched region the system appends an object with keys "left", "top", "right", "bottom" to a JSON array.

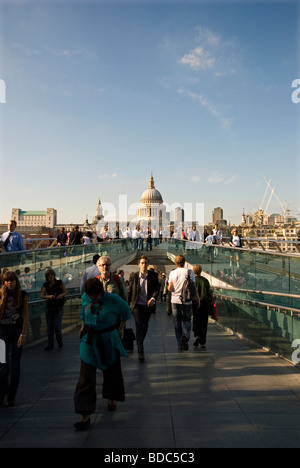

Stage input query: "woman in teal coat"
[{"left": 74, "top": 277, "right": 131, "bottom": 430}]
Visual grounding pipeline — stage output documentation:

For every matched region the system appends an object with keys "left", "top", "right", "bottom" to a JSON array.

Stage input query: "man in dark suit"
[{"left": 128, "top": 255, "right": 160, "bottom": 362}]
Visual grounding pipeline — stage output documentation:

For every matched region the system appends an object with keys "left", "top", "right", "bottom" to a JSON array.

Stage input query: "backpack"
[
  {"left": 180, "top": 270, "right": 196, "bottom": 303},
  {"left": 96, "top": 273, "right": 122, "bottom": 294}
]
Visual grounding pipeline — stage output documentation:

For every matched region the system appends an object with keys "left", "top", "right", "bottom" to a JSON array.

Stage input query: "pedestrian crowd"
[
  {"left": 1, "top": 218, "right": 246, "bottom": 429},
  {"left": 0, "top": 244, "right": 215, "bottom": 430},
  {"left": 0, "top": 219, "right": 243, "bottom": 255},
  {"left": 55, "top": 224, "right": 204, "bottom": 251}
]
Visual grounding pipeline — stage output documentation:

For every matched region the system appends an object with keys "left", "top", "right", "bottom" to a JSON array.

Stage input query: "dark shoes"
[
  {"left": 73, "top": 418, "right": 90, "bottom": 430},
  {"left": 193, "top": 337, "right": 200, "bottom": 347},
  {"left": 44, "top": 342, "right": 63, "bottom": 350},
  {"left": 5, "top": 397, "right": 15, "bottom": 407},
  {"left": 180, "top": 336, "right": 189, "bottom": 351},
  {"left": 138, "top": 352, "right": 145, "bottom": 362},
  {"left": 0, "top": 395, "right": 15, "bottom": 407},
  {"left": 107, "top": 400, "right": 117, "bottom": 411},
  {"left": 193, "top": 338, "right": 206, "bottom": 349}
]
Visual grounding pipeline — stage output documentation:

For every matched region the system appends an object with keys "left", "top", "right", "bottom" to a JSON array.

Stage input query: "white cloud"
[
  {"left": 208, "top": 171, "right": 224, "bottom": 184},
  {"left": 179, "top": 46, "right": 215, "bottom": 71},
  {"left": 221, "top": 118, "right": 232, "bottom": 130},
  {"left": 225, "top": 175, "right": 236, "bottom": 184},
  {"left": 178, "top": 26, "right": 240, "bottom": 77},
  {"left": 12, "top": 43, "right": 40, "bottom": 56},
  {"left": 178, "top": 87, "right": 232, "bottom": 130},
  {"left": 47, "top": 48, "right": 72, "bottom": 59},
  {"left": 44, "top": 47, "right": 96, "bottom": 60},
  {"left": 208, "top": 172, "right": 236, "bottom": 185},
  {"left": 99, "top": 173, "right": 118, "bottom": 180},
  {"left": 195, "top": 26, "right": 220, "bottom": 47},
  {"left": 190, "top": 176, "right": 201, "bottom": 183}
]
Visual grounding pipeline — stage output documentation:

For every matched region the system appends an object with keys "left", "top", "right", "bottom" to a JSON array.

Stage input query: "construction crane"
[
  {"left": 259, "top": 180, "right": 270, "bottom": 212},
  {"left": 263, "top": 177, "right": 290, "bottom": 218},
  {"left": 258, "top": 178, "right": 274, "bottom": 219}
]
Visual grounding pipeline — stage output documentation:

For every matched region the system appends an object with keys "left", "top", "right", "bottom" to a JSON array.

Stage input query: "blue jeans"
[
  {"left": 0, "top": 326, "right": 23, "bottom": 398},
  {"left": 171, "top": 303, "right": 192, "bottom": 347},
  {"left": 45, "top": 307, "right": 64, "bottom": 348}
]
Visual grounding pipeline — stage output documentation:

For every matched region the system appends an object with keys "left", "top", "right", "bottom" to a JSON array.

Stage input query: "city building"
[
  {"left": 174, "top": 207, "right": 184, "bottom": 225},
  {"left": 212, "top": 207, "right": 223, "bottom": 224},
  {"left": 92, "top": 198, "right": 104, "bottom": 225},
  {"left": 11, "top": 208, "right": 57, "bottom": 228},
  {"left": 136, "top": 172, "right": 167, "bottom": 229},
  {"left": 212, "top": 207, "right": 227, "bottom": 226}
]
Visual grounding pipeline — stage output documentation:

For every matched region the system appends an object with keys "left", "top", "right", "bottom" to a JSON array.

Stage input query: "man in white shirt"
[
  {"left": 168, "top": 255, "right": 199, "bottom": 351},
  {"left": 205, "top": 232, "right": 215, "bottom": 244},
  {"left": 131, "top": 227, "right": 139, "bottom": 250},
  {"left": 121, "top": 227, "right": 131, "bottom": 251},
  {"left": 212, "top": 224, "right": 222, "bottom": 244}
]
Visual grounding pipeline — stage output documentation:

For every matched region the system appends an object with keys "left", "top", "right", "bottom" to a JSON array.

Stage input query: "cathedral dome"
[{"left": 140, "top": 172, "right": 163, "bottom": 204}]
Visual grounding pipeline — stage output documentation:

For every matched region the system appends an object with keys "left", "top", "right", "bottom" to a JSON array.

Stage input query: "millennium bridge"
[{"left": 0, "top": 240, "right": 300, "bottom": 448}]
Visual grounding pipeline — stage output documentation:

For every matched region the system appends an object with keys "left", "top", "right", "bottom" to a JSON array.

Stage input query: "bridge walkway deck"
[{"left": 1, "top": 303, "right": 300, "bottom": 448}]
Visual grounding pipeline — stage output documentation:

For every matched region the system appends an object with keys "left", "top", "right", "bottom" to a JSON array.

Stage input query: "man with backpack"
[{"left": 168, "top": 255, "right": 199, "bottom": 351}]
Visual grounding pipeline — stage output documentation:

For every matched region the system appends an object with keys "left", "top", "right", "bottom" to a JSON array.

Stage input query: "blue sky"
[{"left": 0, "top": 0, "right": 299, "bottom": 226}]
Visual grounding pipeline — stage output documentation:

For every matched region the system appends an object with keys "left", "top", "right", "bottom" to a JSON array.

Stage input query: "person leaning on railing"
[
  {"left": 0, "top": 220, "right": 25, "bottom": 253},
  {"left": 229, "top": 228, "right": 243, "bottom": 267}
]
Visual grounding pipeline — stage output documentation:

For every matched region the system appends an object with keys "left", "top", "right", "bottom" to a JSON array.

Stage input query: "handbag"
[{"left": 211, "top": 301, "right": 218, "bottom": 321}]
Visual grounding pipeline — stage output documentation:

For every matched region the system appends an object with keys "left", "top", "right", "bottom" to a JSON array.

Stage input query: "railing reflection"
[
  {"left": 0, "top": 239, "right": 135, "bottom": 293},
  {"left": 27, "top": 293, "right": 81, "bottom": 346},
  {"left": 213, "top": 292, "right": 300, "bottom": 363}
]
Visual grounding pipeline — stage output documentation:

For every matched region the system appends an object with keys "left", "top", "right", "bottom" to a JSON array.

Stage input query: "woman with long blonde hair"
[{"left": 0, "top": 270, "right": 28, "bottom": 407}]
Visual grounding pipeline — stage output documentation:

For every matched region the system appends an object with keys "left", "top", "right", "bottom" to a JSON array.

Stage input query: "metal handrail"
[
  {"left": 28, "top": 292, "right": 81, "bottom": 306},
  {"left": 214, "top": 286, "right": 300, "bottom": 300},
  {"left": 1, "top": 236, "right": 300, "bottom": 256},
  {"left": 214, "top": 291, "right": 300, "bottom": 316}
]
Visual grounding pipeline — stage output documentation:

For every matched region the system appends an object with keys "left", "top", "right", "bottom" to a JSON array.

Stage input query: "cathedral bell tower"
[{"left": 93, "top": 198, "right": 104, "bottom": 225}]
